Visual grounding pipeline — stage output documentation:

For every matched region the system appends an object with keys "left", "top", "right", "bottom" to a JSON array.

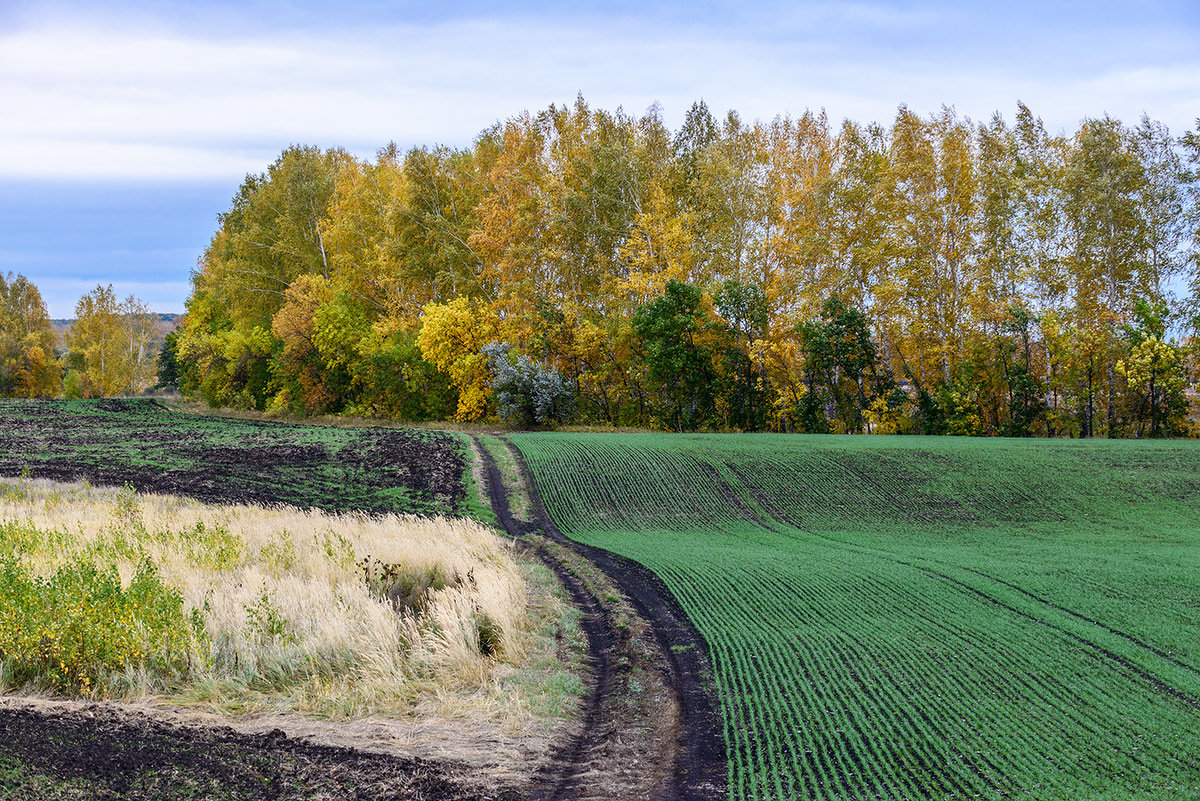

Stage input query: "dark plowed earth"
[
  {"left": 0, "top": 703, "right": 521, "bottom": 801},
  {"left": 0, "top": 399, "right": 465, "bottom": 517},
  {"left": 0, "top": 400, "right": 507, "bottom": 799},
  {"left": 476, "top": 437, "right": 725, "bottom": 801}
]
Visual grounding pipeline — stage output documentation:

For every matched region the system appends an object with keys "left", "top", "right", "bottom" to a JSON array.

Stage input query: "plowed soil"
[
  {"left": 0, "top": 399, "right": 465, "bottom": 516},
  {"left": 0, "top": 702, "right": 521, "bottom": 800}
]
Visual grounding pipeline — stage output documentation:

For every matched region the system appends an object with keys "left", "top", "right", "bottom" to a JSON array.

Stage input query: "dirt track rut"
[{"left": 475, "top": 436, "right": 725, "bottom": 801}]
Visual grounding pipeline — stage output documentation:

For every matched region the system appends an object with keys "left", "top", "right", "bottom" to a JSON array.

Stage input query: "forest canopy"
[{"left": 171, "top": 98, "right": 1200, "bottom": 436}]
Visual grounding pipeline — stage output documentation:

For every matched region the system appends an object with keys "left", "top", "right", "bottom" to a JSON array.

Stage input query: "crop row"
[{"left": 514, "top": 432, "right": 1200, "bottom": 799}]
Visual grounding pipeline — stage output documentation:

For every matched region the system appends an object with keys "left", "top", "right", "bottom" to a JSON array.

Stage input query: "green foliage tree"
[
  {"left": 633, "top": 280, "right": 719, "bottom": 431},
  {"left": 999, "top": 304, "right": 1046, "bottom": 437},
  {"left": 156, "top": 329, "right": 180, "bottom": 392},
  {"left": 714, "top": 279, "right": 770, "bottom": 431},
  {"left": 797, "top": 296, "right": 885, "bottom": 433}
]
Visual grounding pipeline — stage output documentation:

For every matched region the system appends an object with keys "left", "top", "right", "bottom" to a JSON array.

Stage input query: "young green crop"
[{"left": 514, "top": 432, "right": 1200, "bottom": 800}]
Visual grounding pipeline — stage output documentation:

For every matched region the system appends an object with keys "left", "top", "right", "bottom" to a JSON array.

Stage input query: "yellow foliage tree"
[
  {"left": 417, "top": 298, "right": 497, "bottom": 421},
  {"left": 0, "top": 272, "right": 61, "bottom": 398},
  {"left": 1117, "top": 336, "right": 1185, "bottom": 437},
  {"left": 619, "top": 183, "right": 696, "bottom": 304},
  {"left": 67, "top": 285, "right": 157, "bottom": 398}
]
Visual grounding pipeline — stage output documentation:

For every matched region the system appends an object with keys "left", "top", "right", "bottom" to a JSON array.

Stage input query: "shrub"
[
  {"left": 0, "top": 556, "right": 205, "bottom": 693},
  {"left": 483, "top": 341, "right": 575, "bottom": 429}
]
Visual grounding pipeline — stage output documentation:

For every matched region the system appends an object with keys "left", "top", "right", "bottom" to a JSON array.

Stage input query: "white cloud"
[
  {"left": 1, "top": 16, "right": 1198, "bottom": 182},
  {"left": 0, "top": 137, "right": 268, "bottom": 181}
]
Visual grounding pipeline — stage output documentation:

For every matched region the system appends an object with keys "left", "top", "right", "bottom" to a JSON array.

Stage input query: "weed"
[{"left": 0, "top": 555, "right": 204, "bottom": 693}]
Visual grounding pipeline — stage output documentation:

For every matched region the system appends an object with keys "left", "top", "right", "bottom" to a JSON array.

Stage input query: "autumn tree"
[
  {"left": 1063, "top": 117, "right": 1151, "bottom": 436},
  {"left": 176, "top": 145, "right": 348, "bottom": 408},
  {"left": 1181, "top": 120, "right": 1200, "bottom": 334},
  {"left": 1117, "top": 299, "right": 1189, "bottom": 437},
  {"left": 0, "top": 272, "right": 61, "bottom": 398},
  {"left": 416, "top": 297, "right": 497, "bottom": 421},
  {"left": 171, "top": 98, "right": 1199, "bottom": 436},
  {"left": 270, "top": 273, "right": 338, "bottom": 413},
  {"left": 67, "top": 285, "right": 157, "bottom": 397}
]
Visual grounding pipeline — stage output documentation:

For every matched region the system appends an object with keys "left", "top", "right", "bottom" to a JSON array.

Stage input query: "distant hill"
[{"left": 51, "top": 313, "right": 182, "bottom": 348}]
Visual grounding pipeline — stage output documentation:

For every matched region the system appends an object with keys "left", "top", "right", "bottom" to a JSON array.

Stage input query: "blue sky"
[{"left": 2, "top": 0, "right": 1198, "bottom": 317}]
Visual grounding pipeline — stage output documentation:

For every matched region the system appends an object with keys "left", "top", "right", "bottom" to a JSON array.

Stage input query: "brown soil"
[
  {"left": 0, "top": 399, "right": 466, "bottom": 517},
  {"left": 0, "top": 699, "right": 522, "bottom": 800},
  {"left": 477, "top": 437, "right": 725, "bottom": 801}
]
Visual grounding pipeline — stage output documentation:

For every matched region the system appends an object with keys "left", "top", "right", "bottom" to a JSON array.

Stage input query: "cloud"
[
  {"left": 1, "top": 11, "right": 1198, "bottom": 182},
  {"left": 0, "top": 138, "right": 269, "bottom": 181}
]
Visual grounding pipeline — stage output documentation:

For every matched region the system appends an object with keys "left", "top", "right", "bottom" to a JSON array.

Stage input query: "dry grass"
[{"left": 0, "top": 477, "right": 583, "bottom": 740}]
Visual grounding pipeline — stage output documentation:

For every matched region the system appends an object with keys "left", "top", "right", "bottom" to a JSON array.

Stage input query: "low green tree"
[
  {"left": 714, "top": 279, "right": 770, "bottom": 431},
  {"left": 797, "top": 296, "right": 886, "bottom": 433},
  {"left": 633, "top": 281, "right": 720, "bottom": 431},
  {"left": 156, "top": 329, "right": 181, "bottom": 392}
]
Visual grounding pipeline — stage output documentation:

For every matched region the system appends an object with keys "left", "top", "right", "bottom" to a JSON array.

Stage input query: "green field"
[{"left": 512, "top": 433, "right": 1200, "bottom": 800}]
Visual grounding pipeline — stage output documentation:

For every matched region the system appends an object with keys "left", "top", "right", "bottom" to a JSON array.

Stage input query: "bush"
[
  {"left": 0, "top": 556, "right": 205, "bottom": 693},
  {"left": 483, "top": 342, "right": 575, "bottom": 428}
]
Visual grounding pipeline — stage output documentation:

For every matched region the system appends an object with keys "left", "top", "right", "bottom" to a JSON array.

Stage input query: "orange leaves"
[
  {"left": 270, "top": 274, "right": 335, "bottom": 414},
  {"left": 271, "top": 274, "right": 333, "bottom": 352}
]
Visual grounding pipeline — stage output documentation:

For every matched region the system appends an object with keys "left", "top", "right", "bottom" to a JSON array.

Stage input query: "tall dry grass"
[{"left": 0, "top": 477, "right": 550, "bottom": 721}]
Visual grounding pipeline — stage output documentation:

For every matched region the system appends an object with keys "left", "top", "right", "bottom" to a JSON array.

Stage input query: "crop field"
[
  {"left": 0, "top": 399, "right": 466, "bottom": 517},
  {"left": 512, "top": 433, "right": 1200, "bottom": 800}
]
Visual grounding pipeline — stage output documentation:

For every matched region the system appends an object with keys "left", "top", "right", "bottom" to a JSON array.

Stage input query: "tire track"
[{"left": 474, "top": 436, "right": 725, "bottom": 801}]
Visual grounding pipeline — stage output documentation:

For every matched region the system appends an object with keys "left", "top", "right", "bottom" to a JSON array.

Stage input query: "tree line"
[
  {"left": 17, "top": 97, "right": 1200, "bottom": 435},
  {"left": 0, "top": 275, "right": 163, "bottom": 399}
]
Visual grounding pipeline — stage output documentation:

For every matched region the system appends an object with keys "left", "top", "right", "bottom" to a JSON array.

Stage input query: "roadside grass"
[
  {"left": 455, "top": 434, "right": 499, "bottom": 528},
  {"left": 0, "top": 478, "right": 582, "bottom": 735},
  {"left": 514, "top": 432, "right": 1200, "bottom": 801}
]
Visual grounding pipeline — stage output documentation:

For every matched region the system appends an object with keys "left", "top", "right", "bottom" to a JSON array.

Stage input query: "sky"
[{"left": 2, "top": 0, "right": 1198, "bottom": 317}]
